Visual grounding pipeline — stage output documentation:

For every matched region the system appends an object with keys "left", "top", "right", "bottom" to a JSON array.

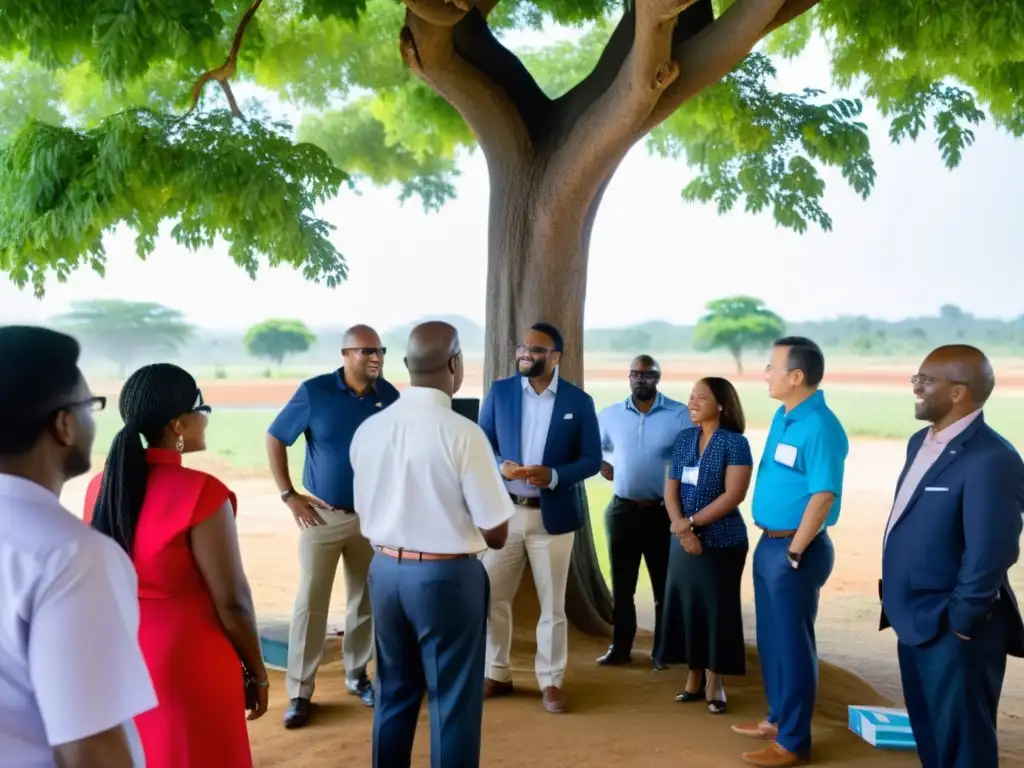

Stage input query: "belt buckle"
[{"left": 515, "top": 495, "right": 533, "bottom": 506}]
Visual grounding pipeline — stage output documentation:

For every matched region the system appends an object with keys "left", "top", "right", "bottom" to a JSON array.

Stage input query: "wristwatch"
[
  {"left": 686, "top": 515, "right": 696, "bottom": 530},
  {"left": 280, "top": 489, "right": 296, "bottom": 503},
  {"left": 787, "top": 550, "right": 802, "bottom": 569}
]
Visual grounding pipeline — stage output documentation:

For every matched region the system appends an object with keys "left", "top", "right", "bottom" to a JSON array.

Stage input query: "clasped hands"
[
  {"left": 501, "top": 460, "right": 552, "bottom": 487},
  {"left": 670, "top": 517, "right": 702, "bottom": 555}
]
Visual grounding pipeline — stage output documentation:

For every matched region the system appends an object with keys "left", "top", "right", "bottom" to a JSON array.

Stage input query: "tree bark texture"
[{"left": 398, "top": 0, "right": 821, "bottom": 635}]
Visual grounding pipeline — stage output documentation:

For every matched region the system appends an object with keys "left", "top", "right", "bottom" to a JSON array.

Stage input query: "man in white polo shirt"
[
  {"left": 350, "top": 321, "right": 515, "bottom": 768},
  {"left": 0, "top": 326, "right": 157, "bottom": 768}
]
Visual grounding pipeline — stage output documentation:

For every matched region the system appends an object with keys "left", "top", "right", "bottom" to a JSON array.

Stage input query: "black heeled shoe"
[
  {"left": 674, "top": 671, "right": 707, "bottom": 702},
  {"left": 707, "top": 698, "right": 727, "bottom": 714}
]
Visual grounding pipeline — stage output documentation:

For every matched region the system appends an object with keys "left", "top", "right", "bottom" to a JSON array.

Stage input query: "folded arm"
[{"left": 948, "top": 449, "right": 1024, "bottom": 637}]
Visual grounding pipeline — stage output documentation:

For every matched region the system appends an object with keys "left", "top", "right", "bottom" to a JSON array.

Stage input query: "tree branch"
[
  {"left": 542, "top": 0, "right": 703, "bottom": 204},
  {"left": 180, "top": 0, "right": 264, "bottom": 121},
  {"left": 642, "top": 0, "right": 820, "bottom": 131},
  {"left": 400, "top": 0, "right": 532, "bottom": 162}
]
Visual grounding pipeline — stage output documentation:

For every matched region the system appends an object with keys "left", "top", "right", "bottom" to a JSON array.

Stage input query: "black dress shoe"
[
  {"left": 284, "top": 697, "right": 312, "bottom": 729},
  {"left": 596, "top": 646, "right": 631, "bottom": 666}
]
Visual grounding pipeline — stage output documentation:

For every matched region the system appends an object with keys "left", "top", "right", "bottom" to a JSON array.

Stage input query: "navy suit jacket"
[
  {"left": 879, "top": 414, "right": 1024, "bottom": 657},
  {"left": 478, "top": 375, "right": 602, "bottom": 535}
]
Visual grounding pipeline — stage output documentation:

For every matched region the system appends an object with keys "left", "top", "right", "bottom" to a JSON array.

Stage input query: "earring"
[{"left": 175, "top": 434, "right": 185, "bottom": 453}]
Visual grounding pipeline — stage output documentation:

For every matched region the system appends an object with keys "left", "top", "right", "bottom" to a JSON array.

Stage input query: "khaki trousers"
[
  {"left": 286, "top": 514, "right": 374, "bottom": 700},
  {"left": 482, "top": 505, "right": 575, "bottom": 690}
]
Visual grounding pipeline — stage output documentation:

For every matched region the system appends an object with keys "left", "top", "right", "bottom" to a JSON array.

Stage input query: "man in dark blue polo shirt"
[
  {"left": 733, "top": 336, "right": 848, "bottom": 768},
  {"left": 265, "top": 324, "right": 400, "bottom": 729}
]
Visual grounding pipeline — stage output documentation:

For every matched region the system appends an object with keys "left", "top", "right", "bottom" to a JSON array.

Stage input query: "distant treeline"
[{"left": 131, "top": 304, "right": 1023, "bottom": 373}]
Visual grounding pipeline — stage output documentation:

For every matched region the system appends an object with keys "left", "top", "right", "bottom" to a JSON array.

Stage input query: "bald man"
[
  {"left": 351, "top": 322, "right": 515, "bottom": 767},
  {"left": 266, "top": 325, "right": 400, "bottom": 728},
  {"left": 880, "top": 345, "right": 1024, "bottom": 768}
]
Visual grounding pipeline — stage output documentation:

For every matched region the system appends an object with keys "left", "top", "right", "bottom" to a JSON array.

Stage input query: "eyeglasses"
[
  {"left": 344, "top": 347, "right": 387, "bottom": 357},
  {"left": 910, "top": 375, "right": 967, "bottom": 387},
  {"left": 58, "top": 396, "right": 107, "bottom": 414},
  {"left": 191, "top": 389, "right": 212, "bottom": 414},
  {"left": 515, "top": 344, "right": 553, "bottom": 356},
  {"left": 629, "top": 371, "right": 659, "bottom": 382}
]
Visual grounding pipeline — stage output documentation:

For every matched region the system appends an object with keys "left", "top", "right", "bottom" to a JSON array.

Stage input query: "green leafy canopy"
[
  {"left": 2, "top": 0, "right": 1022, "bottom": 293},
  {"left": 243, "top": 317, "right": 317, "bottom": 364}
]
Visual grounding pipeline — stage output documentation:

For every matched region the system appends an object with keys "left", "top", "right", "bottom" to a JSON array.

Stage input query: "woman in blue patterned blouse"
[{"left": 661, "top": 377, "right": 753, "bottom": 715}]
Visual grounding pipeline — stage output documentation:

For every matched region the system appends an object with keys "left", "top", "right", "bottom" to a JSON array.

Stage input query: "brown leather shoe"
[
  {"left": 483, "top": 678, "right": 513, "bottom": 699},
  {"left": 731, "top": 721, "right": 779, "bottom": 740},
  {"left": 542, "top": 686, "right": 566, "bottom": 713},
  {"left": 740, "top": 743, "right": 806, "bottom": 766}
]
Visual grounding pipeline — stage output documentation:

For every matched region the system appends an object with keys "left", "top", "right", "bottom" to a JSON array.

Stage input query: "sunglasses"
[
  {"left": 192, "top": 389, "right": 212, "bottom": 414},
  {"left": 59, "top": 396, "right": 107, "bottom": 414},
  {"left": 344, "top": 347, "right": 387, "bottom": 357}
]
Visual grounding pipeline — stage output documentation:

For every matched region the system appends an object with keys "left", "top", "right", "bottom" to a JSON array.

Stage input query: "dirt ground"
[{"left": 60, "top": 419, "right": 1024, "bottom": 767}]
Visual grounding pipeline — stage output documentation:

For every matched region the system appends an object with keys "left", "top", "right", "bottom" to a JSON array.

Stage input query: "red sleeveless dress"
[{"left": 84, "top": 448, "right": 253, "bottom": 768}]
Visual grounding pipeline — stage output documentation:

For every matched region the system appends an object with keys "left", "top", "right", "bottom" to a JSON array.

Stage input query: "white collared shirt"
[
  {"left": 505, "top": 373, "right": 560, "bottom": 498},
  {"left": 350, "top": 387, "right": 516, "bottom": 554},
  {"left": 0, "top": 474, "right": 156, "bottom": 767}
]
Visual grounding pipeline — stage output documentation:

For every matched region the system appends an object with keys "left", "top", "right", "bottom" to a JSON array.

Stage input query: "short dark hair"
[
  {"left": 774, "top": 336, "right": 825, "bottom": 388},
  {"left": 632, "top": 354, "right": 659, "bottom": 370},
  {"left": 0, "top": 326, "right": 83, "bottom": 455},
  {"left": 530, "top": 322, "right": 564, "bottom": 353},
  {"left": 700, "top": 377, "right": 746, "bottom": 434}
]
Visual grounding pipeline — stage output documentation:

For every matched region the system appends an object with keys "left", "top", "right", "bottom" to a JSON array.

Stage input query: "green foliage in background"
[
  {"left": 244, "top": 318, "right": 317, "bottom": 366},
  {"left": 53, "top": 299, "right": 194, "bottom": 376},
  {"left": 693, "top": 296, "right": 786, "bottom": 373},
  {"left": 2, "top": 0, "right": 1022, "bottom": 291}
]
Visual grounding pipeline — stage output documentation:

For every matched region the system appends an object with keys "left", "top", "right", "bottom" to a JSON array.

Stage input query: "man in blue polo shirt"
[
  {"left": 265, "top": 324, "right": 400, "bottom": 729},
  {"left": 596, "top": 354, "right": 687, "bottom": 668},
  {"left": 733, "top": 336, "right": 848, "bottom": 768}
]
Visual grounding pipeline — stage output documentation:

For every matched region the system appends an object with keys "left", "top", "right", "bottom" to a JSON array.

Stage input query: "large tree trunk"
[
  {"left": 483, "top": 167, "right": 615, "bottom": 636},
  {"left": 397, "top": 0, "right": 821, "bottom": 638}
]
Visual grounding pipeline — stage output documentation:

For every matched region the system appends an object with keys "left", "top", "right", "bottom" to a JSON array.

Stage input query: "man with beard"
[
  {"left": 880, "top": 345, "right": 1024, "bottom": 768},
  {"left": 478, "top": 322, "right": 602, "bottom": 713},
  {"left": 0, "top": 326, "right": 157, "bottom": 767},
  {"left": 595, "top": 355, "right": 687, "bottom": 668},
  {"left": 266, "top": 324, "right": 399, "bottom": 728}
]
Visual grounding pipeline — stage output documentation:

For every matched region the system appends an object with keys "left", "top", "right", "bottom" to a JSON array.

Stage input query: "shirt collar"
[
  {"left": 926, "top": 408, "right": 982, "bottom": 446},
  {"left": 400, "top": 386, "right": 452, "bottom": 408},
  {"left": 146, "top": 448, "right": 183, "bottom": 466},
  {"left": 0, "top": 473, "right": 60, "bottom": 505},
  {"left": 335, "top": 367, "right": 378, "bottom": 395},
  {"left": 783, "top": 389, "right": 826, "bottom": 421},
  {"left": 625, "top": 391, "right": 664, "bottom": 414},
  {"left": 521, "top": 367, "right": 559, "bottom": 395}
]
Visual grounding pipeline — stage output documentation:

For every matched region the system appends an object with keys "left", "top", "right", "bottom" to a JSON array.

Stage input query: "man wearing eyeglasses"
[
  {"left": 266, "top": 324, "right": 400, "bottom": 728},
  {"left": 0, "top": 326, "right": 156, "bottom": 767},
  {"left": 478, "top": 322, "right": 602, "bottom": 713},
  {"left": 595, "top": 355, "right": 687, "bottom": 669},
  {"left": 879, "top": 345, "right": 1024, "bottom": 768}
]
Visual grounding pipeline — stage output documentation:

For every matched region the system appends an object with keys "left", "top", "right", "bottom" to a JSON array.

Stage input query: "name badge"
[
  {"left": 681, "top": 466, "right": 700, "bottom": 486},
  {"left": 774, "top": 443, "right": 798, "bottom": 468}
]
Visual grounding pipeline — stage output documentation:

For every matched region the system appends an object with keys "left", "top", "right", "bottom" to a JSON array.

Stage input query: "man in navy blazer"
[
  {"left": 478, "top": 322, "right": 602, "bottom": 714},
  {"left": 880, "top": 344, "right": 1024, "bottom": 768}
]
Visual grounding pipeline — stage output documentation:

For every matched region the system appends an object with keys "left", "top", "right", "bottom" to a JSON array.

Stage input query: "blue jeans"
[
  {"left": 369, "top": 554, "right": 490, "bottom": 768},
  {"left": 753, "top": 532, "right": 835, "bottom": 757}
]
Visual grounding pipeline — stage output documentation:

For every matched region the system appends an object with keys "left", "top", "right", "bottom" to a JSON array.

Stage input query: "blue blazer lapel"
[
  {"left": 542, "top": 384, "right": 571, "bottom": 465},
  {"left": 890, "top": 415, "right": 985, "bottom": 535},
  {"left": 509, "top": 377, "right": 523, "bottom": 464}
]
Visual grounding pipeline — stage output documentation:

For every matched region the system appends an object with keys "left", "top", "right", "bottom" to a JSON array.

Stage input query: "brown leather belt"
[
  {"left": 509, "top": 494, "right": 541, "bottom": 508},
  {"left": 759, "top": 528, "right": 799, "bottom": 539},
  {"left": 377, "top": 546, "right": 473, "bottom": 561}
]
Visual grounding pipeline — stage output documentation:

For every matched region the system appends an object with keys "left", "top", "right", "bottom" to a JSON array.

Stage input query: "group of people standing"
[{"left": 0, "top": 320, "right": 1021, "bottom": 768}]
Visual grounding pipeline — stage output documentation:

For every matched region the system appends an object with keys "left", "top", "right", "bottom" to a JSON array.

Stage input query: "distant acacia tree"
[
  {"left": 693, "top": 295, "right": 785, "bottom": 374},
  {"left": 54, "top": 300, "right": 194, "bottom": 377},
  {"left": 244, "top": 319, "right": 316, "bottom": 367}
]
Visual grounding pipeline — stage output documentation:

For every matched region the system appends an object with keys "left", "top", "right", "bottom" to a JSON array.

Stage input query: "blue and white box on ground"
[{"left": 848, "top": 705, "right": 916, "bottom": 750}]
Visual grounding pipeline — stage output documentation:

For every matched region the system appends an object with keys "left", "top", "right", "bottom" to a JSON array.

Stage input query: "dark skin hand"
[
  {"left": 600, "top": 461, "right": 613, "bottom": 481},
  {"left": 524, "top": 465, "right": 552, "bottom": 487}
]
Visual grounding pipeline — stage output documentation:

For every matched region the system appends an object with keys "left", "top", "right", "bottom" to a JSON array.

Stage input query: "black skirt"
[{"left": 659, "top": 537, "right": 749, "bottom": 675}]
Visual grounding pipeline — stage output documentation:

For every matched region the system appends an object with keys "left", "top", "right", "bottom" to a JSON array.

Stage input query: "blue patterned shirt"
[{"left": 669, "top": 427, "right": 752, "bottom": 550}]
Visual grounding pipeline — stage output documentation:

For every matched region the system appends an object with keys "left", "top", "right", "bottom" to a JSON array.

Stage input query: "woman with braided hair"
[{"left": 83, "top": 363, "right": 266, "bottom": 768}]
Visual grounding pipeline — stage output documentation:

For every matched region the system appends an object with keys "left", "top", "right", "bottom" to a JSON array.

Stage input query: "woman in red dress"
[{"left": 85, "top": 363, "right": 268, "bottom": 768}]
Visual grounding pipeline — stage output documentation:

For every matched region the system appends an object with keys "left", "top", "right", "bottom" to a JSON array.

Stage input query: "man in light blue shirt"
[
  {"left": 733, "top": 337, "right": 848, "bottom": 768},
  {"left": 596, "top": 355, "right": 688, "bottom": 668}
]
